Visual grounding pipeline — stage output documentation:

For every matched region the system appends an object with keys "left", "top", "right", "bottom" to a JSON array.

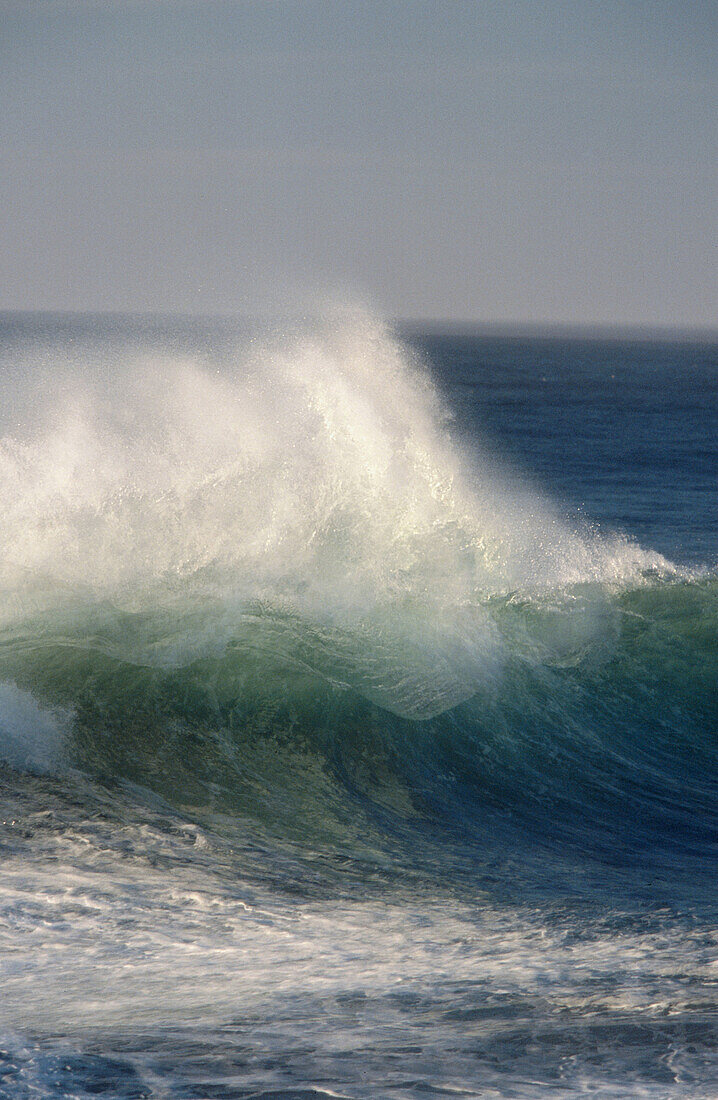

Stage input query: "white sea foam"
[{"left": 0, "top": 816, "right": 714, "bottom": 1097}]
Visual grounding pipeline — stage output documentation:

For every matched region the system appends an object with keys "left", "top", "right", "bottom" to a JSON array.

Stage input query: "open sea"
[{"left": 0, "top": 311, "right": 716, "bottom": 1099}]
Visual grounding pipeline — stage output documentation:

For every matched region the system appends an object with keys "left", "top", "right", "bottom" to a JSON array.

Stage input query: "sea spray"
[{"left": 0, "top": 313, "right": 673, "bottom": 726}]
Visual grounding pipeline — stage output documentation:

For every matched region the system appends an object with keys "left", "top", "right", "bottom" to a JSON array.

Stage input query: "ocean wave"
[{"left": 0, "top": 316, "right": 714, "bottom": 872}]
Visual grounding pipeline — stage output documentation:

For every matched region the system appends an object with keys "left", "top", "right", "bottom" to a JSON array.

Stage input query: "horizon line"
[{"left": 1, "top": 306, "right": 716, "bottom": 343}]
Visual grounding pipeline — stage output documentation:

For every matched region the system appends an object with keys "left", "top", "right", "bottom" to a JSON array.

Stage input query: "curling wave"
[{"left": 0, "top": 314, "right": 715, "bottom": 881}]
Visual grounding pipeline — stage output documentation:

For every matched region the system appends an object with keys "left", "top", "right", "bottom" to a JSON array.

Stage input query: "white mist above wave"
[{"left": 0, "top": 312, "right": 673, "bottom": 719}]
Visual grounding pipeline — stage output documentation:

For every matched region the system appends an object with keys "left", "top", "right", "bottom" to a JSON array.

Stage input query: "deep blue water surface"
[{"left": 413, "top": 330, "right": 717, "bottom": 566}]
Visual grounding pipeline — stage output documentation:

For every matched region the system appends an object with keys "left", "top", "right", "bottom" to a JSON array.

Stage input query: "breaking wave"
[{"left": 0, "top": 313, "right": 714, "bottom": 882}]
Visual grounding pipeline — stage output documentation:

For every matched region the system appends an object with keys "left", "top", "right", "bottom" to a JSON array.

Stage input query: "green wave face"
[{"left": 0, "top": 574, "right": 714, "bottom": 880}]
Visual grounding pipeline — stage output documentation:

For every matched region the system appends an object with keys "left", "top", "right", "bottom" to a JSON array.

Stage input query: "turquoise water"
[{"left": 0, "top": 313, "right": 716, "bottom": 1098}]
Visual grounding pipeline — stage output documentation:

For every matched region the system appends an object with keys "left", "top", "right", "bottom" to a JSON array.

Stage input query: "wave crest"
[{"left": 0, "top": 313, "right": 675, "bottom": 719}]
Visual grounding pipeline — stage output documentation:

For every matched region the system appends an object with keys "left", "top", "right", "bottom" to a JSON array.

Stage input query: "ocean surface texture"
[{"left": 0, "top": 312, "right": 716, "bottom": 1099}]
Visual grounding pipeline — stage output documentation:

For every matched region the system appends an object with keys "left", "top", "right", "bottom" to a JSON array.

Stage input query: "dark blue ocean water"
[
  {"left": 412, "top": 329, "right": 717, "bottom": 567},
  {"left": 0, "top": 314, "right": 716, "bottom": 1098}
]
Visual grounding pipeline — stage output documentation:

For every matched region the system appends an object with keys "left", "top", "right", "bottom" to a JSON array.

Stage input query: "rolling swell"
[{"left": 0, "top": 315, "right": 715, "bottom": 895}]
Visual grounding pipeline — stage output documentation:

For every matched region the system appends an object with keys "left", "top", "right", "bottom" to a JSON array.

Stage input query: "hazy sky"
[{"left": 2, "top": 0, "right": 716, "bottom": 326}]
